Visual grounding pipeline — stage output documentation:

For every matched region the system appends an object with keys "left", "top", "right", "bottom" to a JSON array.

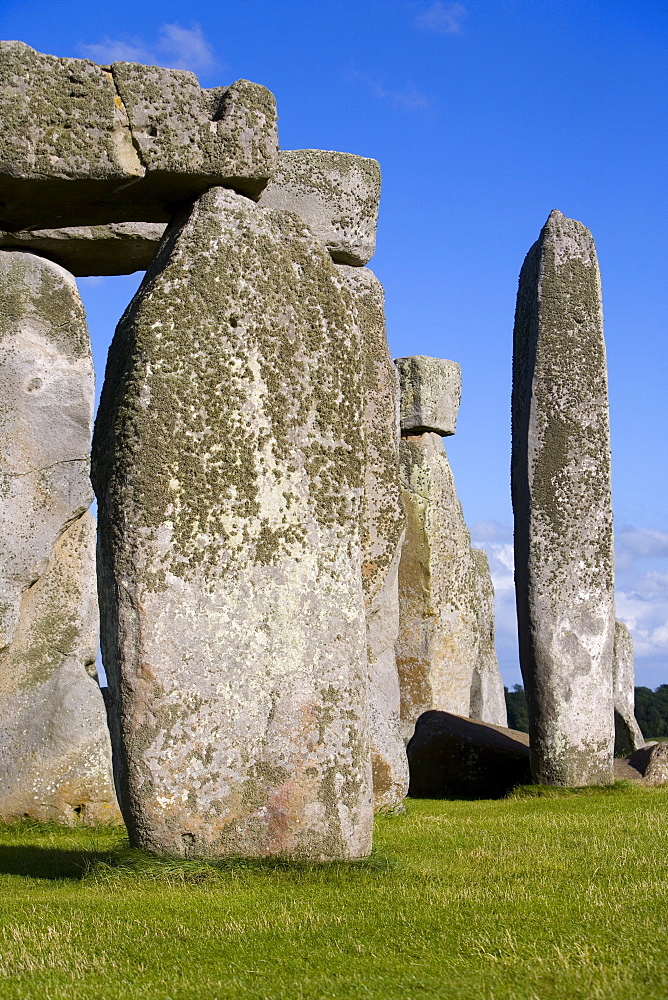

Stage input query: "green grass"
[{"left": 1, "top": 784, "right": 667, "bottom": 999}]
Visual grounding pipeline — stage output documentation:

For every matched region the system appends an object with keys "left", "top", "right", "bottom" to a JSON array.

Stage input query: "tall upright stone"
[
  {"left": 92, "top": 187, "right": 372, "bottom": 859},
  {"left": 469, "top": 548, "right": 508, "bottom": 727},
  {"left": 337, "top": 265, "right": 408, "bottom": 813},
  {"left": 613, "top": 620, "right": 644, "bottom": 755},
  {"left": 511, "top": 209, "right": 615, "bottom": 786},
  {"left": 0, "top": 249, "right": 119, "bottom": 824},
  {"left": 395, "top": 357, "right": 480, "bottom": 741}
]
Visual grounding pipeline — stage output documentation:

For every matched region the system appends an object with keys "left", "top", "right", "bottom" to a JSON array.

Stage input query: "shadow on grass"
[
  {"left": 84, "top": 845, "right": 397, "bottom": 886},
  {"left": 0, "top": 844, "right": 116, "bottom": 881},
  {"left": 506, "top": 779, "right": 642, "bottom": 799},
  {"left": 0, "top": 822, "right": 396, "bottom": 884}
]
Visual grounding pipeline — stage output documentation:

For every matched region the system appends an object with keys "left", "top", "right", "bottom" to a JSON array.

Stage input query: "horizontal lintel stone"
[{"left": 0, "top": 41, "right": 278, "bottom": 230}]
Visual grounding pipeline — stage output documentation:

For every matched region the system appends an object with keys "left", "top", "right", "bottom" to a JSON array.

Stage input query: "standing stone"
[
  {"left": 395, "top": 354, "right": 481, "bottom": 741},
  {"left": 0, "top": 250, "right": 119, "bottom": 824},
  {"left": 259, "top": 150, "right": 380, "bottom": 265},
  {"left": 338, "top": 265, "right": 408, "bottom": 813},
  {"left": 469, "top": 548, "right": 508, "bottom": 727},
  {"left": 92, "top": 187, "right": 372, "bottom": 859},
  {"left": 613, "top": 621, "right": 644, "bottom": 755},
  {"left": 511, "top": 209, "right": 615, "bottom": 786}
]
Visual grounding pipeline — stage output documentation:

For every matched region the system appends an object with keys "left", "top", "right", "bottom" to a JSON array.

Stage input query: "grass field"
[{"left": 1, "top": 783, "right": 667, "bottom": 1000}]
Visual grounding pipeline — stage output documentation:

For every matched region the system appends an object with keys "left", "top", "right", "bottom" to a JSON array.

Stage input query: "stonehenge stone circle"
[
  {"left": 337, "top": 264, "right": 408, "bottom": 813},
  {"left": 0, "top": 41, "right": 277, "bottom": 230},
  {"left": 259, "top": 150, "right": 380, "bottom": 266},
  {"left": 0, "top": 223, "right": 166, "bottom": 276},
  {"left": 92, "top": 187, "right": 373, "bottom": 859},
  {"left": 395, "top": 355, "right": 461, "bottom": 436},
  {"left": 511, "top": 209, "right": 615, "bottom": 786},
  {"left": 0, "top": 249, "right": 118, "bottom": 824},
  {"left": 469, "top": 548, "right": 508, "bottom": 728},
  {"left": 613, "top": 620, "right": 644, "bottom": 755}
]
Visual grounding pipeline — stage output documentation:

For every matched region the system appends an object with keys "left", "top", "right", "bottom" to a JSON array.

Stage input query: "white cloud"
[
  {"left": 353, "top": 72, "right": 431, "bottom": 112},
  {"left": 79, "top": 23, "right": 216, "bottom": 74},
  {"left": 80, "top": 38, "right": 153, "bottom": 64},
  {"left": 473, "top": 521, "right": 668, "bottom": 686},
  {"left": 416, "top": 2, "right": 467, "bottom": 35},
  {"left": 615, "top": 525, "right": 668, "bottom": 571},
  {"left": 156, "top": 24, "right": 215, "bottom": 72}
]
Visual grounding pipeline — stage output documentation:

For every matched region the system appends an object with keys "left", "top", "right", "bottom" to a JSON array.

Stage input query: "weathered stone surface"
[
  {"left": 396, "top": 432, "right": 480, "bottom": 742},
  {"left": 407, "top": 711, "right": 531, "bottom": 798},
  {"left": 512, "top": 209, "right": 615, "bottom": 786},
  {"left": 395, "top": 355, "right": 461, "bottom": 436},
  {"left": 92, "top": 187, "right": 372, "bottom": 859},
  {"left": 643, "top": 743, "right": 668, "bottom": 784},
  {"left": 337, "top": 265, "right": 408, "bottom": 813},
  {"left": 0, "top": 249, "right": 119, "bottom": 824},
  {"left": 259, "top": 150, "right": 380, "bottom": 265},
  {"left": 469, "top": 548, "right": 508, "bottom": 727},
  {"left": 0, "top": 513, "right": 120, "bottom": 823},
  {"left": 628, "top": 742, "right": 668, "bottom": 785},
  {"left": 0, "top": 42, "right": 277, "bottom": 230},
  {"left": 0, "top": 223, "right": 165, "bottom": 276},
  {"left": 613, "top": 620, "right": 644, "bottom": 755}
]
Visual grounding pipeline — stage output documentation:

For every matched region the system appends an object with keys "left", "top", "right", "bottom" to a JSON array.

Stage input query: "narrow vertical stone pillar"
[
  {"left": 338, "top": 265, "right": 408, "bottom": 813},
  {"left": 613, "top": 621, "right": 644, "bottom": 755},
  {"left": 92, "top": 188, "right": 373, "bottom": 859},
  {"left": 469, "top": 548, "right": 508, "bottom": 727},
  {"left": 511, "top": 209, "right": 615, "bottom": 786},
  {"left": 0, "top": 250, "right": 119, "bottom": 824},
  {"left": 395, "top": 357, "right": 479, "bottom": 741}
]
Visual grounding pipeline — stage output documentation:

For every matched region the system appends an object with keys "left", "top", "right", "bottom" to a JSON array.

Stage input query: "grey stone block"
[
  {"left": 337, "top": 264, "right": 408, "bottom": 813},
  {"left": 259, "top": 150, "right": 380, "bottom": 265},
  {"left": 0, "top": 223, "right": 166, "bottom": 275},
  {"left": 613, "top": 621, "right": 644, "bottom": 755},
  {"left": 0, "top": 249, "right": 119, "bottom": 823},
  {"left": 469, "top": 548, "right": 508, "bottom": 727},
  {"left": 394, "top": 355, "right": 461, "bottom": 436},
  {"left": 396, "top": 433, "right": 480, "bottom": 742},
  {"left": 407, "top": 711, "right": 531, "bottom": 799},
  {"left": 0, "top": 42, "right": 277, "bottom": 230},
  {"left": 92, "top": 188, "right": 373, "bottom": 860},
  {"left": 512, "top": 210, "right": 615, "bottom": 786}
]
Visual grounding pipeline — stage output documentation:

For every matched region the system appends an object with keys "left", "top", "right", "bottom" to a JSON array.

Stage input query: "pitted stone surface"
[
  {"left": 469, "top": 548, "right": 507, "bottom": 727},
  {"left": 640, "top": 742, "right": 668, "bottom": 786},
  {"left": 394, "top": 355, "right": 461, "bottom": 436},
  {"left": 259, "top": 150, "right": 380, "bottom": 266},
  {"left": 0, "top": 249, "right": 118, "bottom": 823},
  {"left": 0, "top": 513, "right": 120, "bottom": 824},
  {"left": 396, "top": 432, "right": 480, "bottom": 742},
  {"left": 511, "top": 209, "right": 615, "bottom": 786},
  {"left": 613, "top": 620, "right": 644, "bottom": 755},
  {"left": 111, "top": 65, "right": 277, "bottom": 196},
  {"left": 0, "top": 42, "right": 277, "bottom": 230},
  {"left": 338, "top": 265, "right": 408, "bottom": 812},
  {"left": 92, "top": 187, "right": 373, "bottom": 860},
  {"left": 0, "top": 223, "right": 166, "bottom": 276}
]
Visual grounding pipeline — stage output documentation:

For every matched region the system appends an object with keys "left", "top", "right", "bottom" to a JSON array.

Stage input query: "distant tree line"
[{"left": 504, "top": 684, "right": 668, "bottom": 738}]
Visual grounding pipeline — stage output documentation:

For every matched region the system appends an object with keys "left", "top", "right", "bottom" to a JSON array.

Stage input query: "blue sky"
[{"left": 3, "top": 0, "right": 666, "bottom": 687}]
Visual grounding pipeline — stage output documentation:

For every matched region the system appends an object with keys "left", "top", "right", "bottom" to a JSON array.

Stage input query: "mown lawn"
[{"left": 0, "top": 783, "right": 666, "bottom": 1000}]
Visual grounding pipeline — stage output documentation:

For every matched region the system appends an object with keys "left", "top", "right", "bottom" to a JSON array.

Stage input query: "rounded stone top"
[{"left": 394, "top": 355, "right": 461, "bottom": 436}]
